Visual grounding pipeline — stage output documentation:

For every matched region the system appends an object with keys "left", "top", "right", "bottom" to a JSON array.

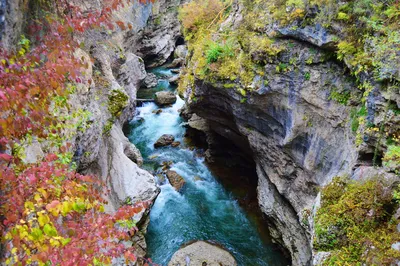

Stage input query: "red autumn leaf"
[
  {"left": 0, "top": 153, "right": 13, "bottom": 162},
  {"left": 124, "top": 251, "right": 136, "bottom": 262}
]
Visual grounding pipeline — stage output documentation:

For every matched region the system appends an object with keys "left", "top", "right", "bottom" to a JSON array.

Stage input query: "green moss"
[
  {"left": 205, "top": 41, "right": 235, "bottom": 64},
  {"left": 350, "top": 106, "right": 367, "bottom": 133},
  {"left": 237, "top": 88, "right": 247, "bottom": 97},
  {"left": 266, "top": 0, "right": 400, "bottom": 81},
  {"left": 103, "top": 119, "right": 113, "bottom": 135},
  {"left": 223, "top": 83, "right": 236, "bottom": 89},
  {"left": 328, "top": 89, "right": 351, "bottom": 105},
  {"left": 108, "top": 89, "right": 129, "bottom": 118},
  {"left": 315, "top": 177, "right": 400, "bottom": 265},
  {"left": 154, "top": 17, "right": 161, "bottom": 26}
]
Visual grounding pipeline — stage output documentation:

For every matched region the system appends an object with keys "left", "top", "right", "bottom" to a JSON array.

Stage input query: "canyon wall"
[{"left": 182, "top": 0, "right": 400, "bottom": 265}]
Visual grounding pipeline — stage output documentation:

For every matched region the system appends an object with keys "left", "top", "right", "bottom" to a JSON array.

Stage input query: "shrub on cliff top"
[
  {"left": 179, "top": 0, "right": 225, "bottom": 39},
  {"left": 314, "top": 177, "right": 400, "bottom": 265}
]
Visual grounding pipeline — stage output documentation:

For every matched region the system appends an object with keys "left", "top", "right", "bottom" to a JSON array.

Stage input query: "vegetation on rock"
[
  {"left": 179, "top": 0, "right": 400, "bottom": 264},
  {"left": 0, "top": 0, "right": 155, "bottom": 265},
  {"left": 108, "top": 89, "right": 129, "bottom": 117},
  {"left": 315, "top": 177, "right": 400, "bottom": 264}
]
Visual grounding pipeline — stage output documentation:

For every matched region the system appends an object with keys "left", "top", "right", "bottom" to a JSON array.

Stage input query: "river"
[{"left": 125, "top": 67, "right": 289, "bottom": 266}]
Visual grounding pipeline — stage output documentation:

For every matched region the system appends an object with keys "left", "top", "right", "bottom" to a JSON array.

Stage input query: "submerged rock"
[
  {"left": 168, "top": 241, "right": 237, "bottom": 266},
  {"left": 152, "top": 109, "right": 163, "bottom": 115},
  {"left": 154, "top": 91, "right": 177, "bottom": 106},
  {"left": 161, "top": 161, "right": 173, "bottom": 171},
  {"left": 166, "top": 170, "right": 185, "bottom": 191},
  {"left": 171, "top": 141, "right": 181, "bottom": 147},
  {"left": 193, "top": 176, "right": 203, "bottom": 182},
  {"left": 154, "top": 134, "right": 175, "bottom": 148}
]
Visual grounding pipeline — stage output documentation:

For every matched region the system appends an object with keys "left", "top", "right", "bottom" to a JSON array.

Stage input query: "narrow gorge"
[{"left": 0, "top": 0, "right": 399, "bottom": 266}]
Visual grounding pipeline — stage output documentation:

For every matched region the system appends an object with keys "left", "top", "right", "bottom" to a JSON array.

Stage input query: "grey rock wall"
[{"left": 186, "top": 39, "right": 359, "bottom": 265}]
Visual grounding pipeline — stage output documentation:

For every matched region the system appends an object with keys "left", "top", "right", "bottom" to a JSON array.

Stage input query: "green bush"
[
  {"left": 206, "top": 42, "right": 224, "bottom": 64},
  {"left": 205, "top": 41, "right": 235, "bottom": 64}
]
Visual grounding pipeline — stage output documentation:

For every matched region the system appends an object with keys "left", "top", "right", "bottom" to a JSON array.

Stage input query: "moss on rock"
[
  {"left": 314, "top": 177, "right": 400, "bottom": 265},
  {"left": 108, "top": 89, "right": 129, "bottom": 118}
]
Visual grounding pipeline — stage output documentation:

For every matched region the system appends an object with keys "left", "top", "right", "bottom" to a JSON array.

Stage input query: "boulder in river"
[
  {"left": 169, "top": 75, "right": 180, "bottom": 85},
  {"left": 154, "top": 91, "right": 177, "bottom": 106},
  {"left": 168, "top": 241, "right": 237, "bottom": 266},
  {"left": 166, "top": 170, "right": 186, "bottom": 191},
  {"left": 154, "top": 134, "right": 175, "bottom": 148},
  {"left": 142, "top": 73, "right": 158, "bottom": 88}
]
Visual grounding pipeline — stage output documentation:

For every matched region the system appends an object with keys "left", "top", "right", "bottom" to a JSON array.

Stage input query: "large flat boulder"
[
  {"left": 166, "top": 170, "right": 186, "bottom": 191},
  {"left": 154, "top": 134, "right": 175, "bottom": 148},
  {"left": 154, "top": 91, "right": 177, "bottom": 106},
  {"left": 168, "top": 241, "right": 237, "bottom": 266}
]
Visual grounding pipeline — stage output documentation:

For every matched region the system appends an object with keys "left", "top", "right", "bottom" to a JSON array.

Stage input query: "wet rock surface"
[
  {"left": 168, "top": 241, "right": 237, "bottom": 266},
  {"left": 143, "top": 73, "right": 158, "bottom": 88},
  {"left": 165, "top": 170, "right": 186, "bottom": 191},
  {"left": 154, "top": 134, "right": 175, "bottom": 148},
  {"left": 154, "top": 91, "right": 177, "bottom": 106}
]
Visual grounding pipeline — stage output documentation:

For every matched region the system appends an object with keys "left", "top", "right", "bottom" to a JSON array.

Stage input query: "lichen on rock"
[{"left": 108, "top": 89, "right": 129, "bottom": 118}]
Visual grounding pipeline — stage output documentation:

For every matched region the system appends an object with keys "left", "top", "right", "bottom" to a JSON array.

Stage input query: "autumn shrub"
[
  {"left": 178, "top": 0, "right": 224, "bottom": 38},
  {"left": 314, "top": 177, "right": 400, "bottom": 265},
  {"left": 0, "top": 0, "right": 156, "bottom": 265}
]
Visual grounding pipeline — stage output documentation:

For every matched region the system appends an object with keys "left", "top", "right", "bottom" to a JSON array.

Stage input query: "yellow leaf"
[
  {"left": 38, "top": 188, "right": 48, "bottom": 199},
  {"left": 24, "top": 201, "right": 35, "bottom": 210},
  {"left": 50, "top": 208, "right": 59, "bottom": 217},
  {"left": 34, "top": 194, "right": 41, "bottom": 202},
  {"left": 61, "top": 201, "right": 72, "bottom": 216},
  {"left": 50, "top": 239, "right": 60, "bottom": 247},
  {"left": 38, "top": 213, "right": 50, "bottom": 227}
]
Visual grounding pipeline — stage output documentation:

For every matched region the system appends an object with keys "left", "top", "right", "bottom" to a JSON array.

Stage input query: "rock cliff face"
[
  {"left": 186, "top": 52, "right": 358, "bottom": 264},
  {"left": 0, "top": 0, "right": 25, "bottom": 51},
  {"left": 134, "top": 0, "right": 187, "bottom": 67},
  {"left": 182, "top": 1, "right": 399, "bottom": 265}
]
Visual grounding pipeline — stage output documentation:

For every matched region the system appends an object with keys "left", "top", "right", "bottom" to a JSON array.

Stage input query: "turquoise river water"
[{"left": 126, "top": 67, "right": 290, "bottom": 266}]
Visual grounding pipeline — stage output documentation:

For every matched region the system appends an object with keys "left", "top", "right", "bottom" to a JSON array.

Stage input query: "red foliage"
[{"left": 0, "top": 0, "right": 156, "bottom": 264}]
